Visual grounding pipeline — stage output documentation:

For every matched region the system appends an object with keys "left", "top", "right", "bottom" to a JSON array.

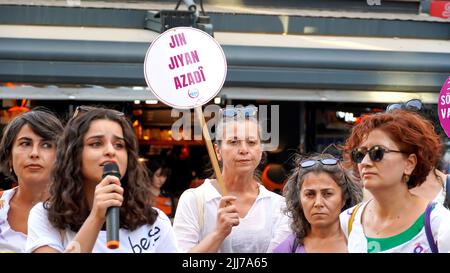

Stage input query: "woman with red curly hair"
[{"left": 340, "top": 109, "right": 450, "bottom": 253}]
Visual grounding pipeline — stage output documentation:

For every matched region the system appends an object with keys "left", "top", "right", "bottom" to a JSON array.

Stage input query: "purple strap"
[
  {"left": 424, "top": 202, "right": 438, "bottom": 253},
  {"left": 445, "top": 175, "right": 450, "bottom": 208}
]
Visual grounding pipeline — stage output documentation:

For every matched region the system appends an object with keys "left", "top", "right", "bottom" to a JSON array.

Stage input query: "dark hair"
[
  {"left": 46, "top": 106, "right": 157, "bottom": 232},
  {"left": 147, "top": 155, "right": 171, "bottom": 180},
  {"left": 283, "top": 153, "right": 362, "bottom": 246},
  {"left": 0, "top": 108, "right": 63, "bottom": 181},
  {"left": 343, "top": 109, "right": 441, "bottom": 189}
]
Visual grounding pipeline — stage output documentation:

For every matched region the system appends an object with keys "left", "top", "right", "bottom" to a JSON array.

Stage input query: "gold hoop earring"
[{"left": 403, "top": 175, "right": 410, "bottom": 183}]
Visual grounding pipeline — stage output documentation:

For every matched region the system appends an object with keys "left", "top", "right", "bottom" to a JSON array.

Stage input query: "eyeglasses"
[
  {"left": 72, "top": 106, "right": 125, "bottom": 119},
  {"left": 386, "top": 99, "right": 423, "bottom": 112},
  {"left": 219, "top": 106, "right": 258, "bottom": 118},
  {"left": 350, "top": 145, "right": 407, "bottom": 164},
  {"left": 300, "top": 158, "right": 339, "bottom": 168}
]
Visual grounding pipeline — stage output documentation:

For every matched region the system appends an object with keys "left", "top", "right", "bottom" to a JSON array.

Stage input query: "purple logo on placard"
[{"left": 438, "top": 77, "right": 450, "bottom": 138}]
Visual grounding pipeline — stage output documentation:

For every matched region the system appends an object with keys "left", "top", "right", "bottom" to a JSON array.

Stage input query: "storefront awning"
[
  {"left": 0, "top": 22, "right": 449, "bottom": 102},
  {"left": 0, "top": 85, "right": 439, "bottom": 104}
]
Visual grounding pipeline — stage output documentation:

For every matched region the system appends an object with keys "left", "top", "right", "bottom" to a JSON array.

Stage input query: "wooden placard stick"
[{"left": 195, "top": 106, "right": 227, "bottom": 196}]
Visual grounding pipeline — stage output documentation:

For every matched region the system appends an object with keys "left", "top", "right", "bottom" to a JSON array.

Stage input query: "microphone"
[{"left": 103, "top": 162, "right": 121, "bottom": 249}]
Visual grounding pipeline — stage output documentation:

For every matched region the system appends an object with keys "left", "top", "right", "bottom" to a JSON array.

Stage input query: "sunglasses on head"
[
  {"left": 72, "top": 106, "right": 125, "bottom": 119},
  {"left": 350, "top": 145, "right": 407, "bottom": 163},
  {"left": 300, "top": 158, "right": 339, "bottom": 168},
  {"left": 219, "top": 106, "right": 258, "bottom": 118},
  {"left": 386, "top": 99, "right": 423, "bottom": 112}
]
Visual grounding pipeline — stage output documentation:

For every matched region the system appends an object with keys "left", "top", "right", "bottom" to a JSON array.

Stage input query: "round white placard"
[{"left": 144, "top": 27, "right": 227, "bottom": 109}]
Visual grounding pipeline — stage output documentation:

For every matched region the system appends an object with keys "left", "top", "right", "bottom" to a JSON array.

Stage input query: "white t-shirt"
[
  {"left": 26, "top": 203, "right": 179, "bottom": 253},
  {"left": 340, "top": 201, "right": 450, "bottom": 253},
  {"left": 173, "top": 179, "right": 291, "bottom": 253},
  {"left": 0, "top": 188, "right": 27, "bottom": 253}
]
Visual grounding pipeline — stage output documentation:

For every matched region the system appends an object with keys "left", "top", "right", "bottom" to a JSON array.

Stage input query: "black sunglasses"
[
  {"left": 350, "top": 145, "right": 407, "bottom": 163},
  {"left": 386, "top": 99, "right": 423, "bottom": 112},
  {"left": 219, "top": 106, "right": 258, "bottom": 118},
  {"left": 72, "top": 106, "right": 125, "bottom": 119},
  {"left": 300, "top": 158, "right": 339, "bottom": 168}
]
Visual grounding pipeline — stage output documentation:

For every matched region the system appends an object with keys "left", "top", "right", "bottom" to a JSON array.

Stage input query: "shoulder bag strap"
[
  {"left": 424, "top": 202, "right": 438, "bottom": 253},
  {"left": 192, "top": 189, "right": 204, "bottom": 235},
  {"left": 348, "top": 203, "right": 362, "bottom": 236}
]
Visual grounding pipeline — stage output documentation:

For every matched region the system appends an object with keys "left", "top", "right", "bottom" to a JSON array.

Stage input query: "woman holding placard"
[{"left": 173, "top": 105, "right": 291, "bottom": 253}]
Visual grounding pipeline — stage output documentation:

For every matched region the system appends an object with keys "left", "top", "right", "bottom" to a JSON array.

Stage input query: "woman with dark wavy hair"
[
  {"left": 0, "top": 108, "right": 63, "bottom": 253},
  {"left": 26, "top": 106, "right": 178, "bottom": 253},
  {"left": 341, "top": 109, "right": 450, "bottom": 253},
  {"left": 273, "top": 153, "right": 362, "bottom": 253}
]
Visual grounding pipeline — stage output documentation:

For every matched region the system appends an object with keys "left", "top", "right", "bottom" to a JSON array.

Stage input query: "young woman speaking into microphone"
[{"left": 26, "top": 106, "right": 178, "bottom": 253}]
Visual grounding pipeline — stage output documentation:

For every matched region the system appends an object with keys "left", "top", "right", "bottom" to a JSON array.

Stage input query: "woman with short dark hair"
[
  {"left": 0, "top": 109, "right": 63, "bottom": 252},
  {"left": 147, "top": 155, "right": 177, "bottom": 220}
]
